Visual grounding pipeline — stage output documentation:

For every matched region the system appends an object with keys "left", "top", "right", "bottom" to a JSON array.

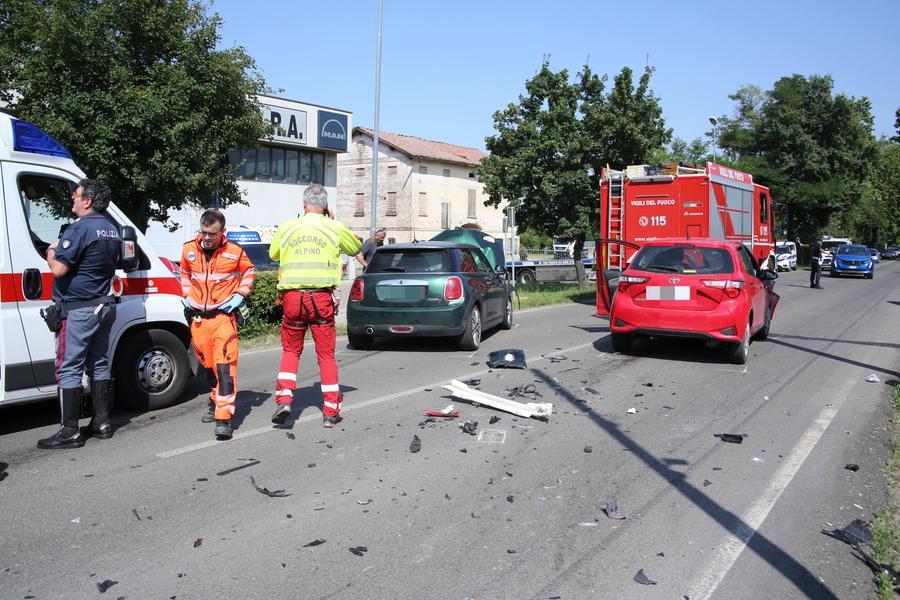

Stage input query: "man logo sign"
[{"left": 318, "top": 110, "right": 348, "bottom": 151}]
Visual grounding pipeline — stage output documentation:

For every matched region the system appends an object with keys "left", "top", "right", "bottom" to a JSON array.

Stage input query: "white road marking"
[
  {"left": 157, "top": 340, "right": 604, "bottom": 459},
  {"left": 687, "top": 374, "right": 856, "bottom": 599}
]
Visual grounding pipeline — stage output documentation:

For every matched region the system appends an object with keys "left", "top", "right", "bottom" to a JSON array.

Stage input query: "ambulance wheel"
[
  {"left": 611, "top": 333, "right": 634, "bottom": 354},
  {"left": 115, "top": 328, "right": 190, "bottom": 411},
  {"left": 348, "top": 333, "right": 374, "bottom": 350},
  {"left": 516, "top": 269, "right": 535, "bottom": 285},
  {"left": 458, "top": 305, "right": 482, "bottom": 351}
]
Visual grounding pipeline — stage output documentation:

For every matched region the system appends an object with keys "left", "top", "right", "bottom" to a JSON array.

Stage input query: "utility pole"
[{"left": 370, "top": 0, "right": 383, "bottom": 237}]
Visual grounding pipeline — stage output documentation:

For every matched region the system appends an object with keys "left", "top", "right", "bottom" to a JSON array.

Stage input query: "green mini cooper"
[{"left": 346, "top": 236, "right": 513, "bottom": 350}]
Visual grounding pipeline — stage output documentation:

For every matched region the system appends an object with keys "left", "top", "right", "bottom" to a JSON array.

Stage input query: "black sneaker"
[
  {"left": 201, "top": 400, "right": 215, "bottom": 423},
  {"left": 271, "top": 404, "right": 291, "bottom": 424},
  {"left": 323, "top": 415, "right": 343, "bottom": 428},
  {"left": 215, "top": 419, "right": 232, "bottom": 440}
]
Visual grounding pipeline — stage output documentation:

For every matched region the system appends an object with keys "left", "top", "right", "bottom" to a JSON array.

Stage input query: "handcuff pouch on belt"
[{"left": 41, "top": 295, "right": 117, "bottom": 333}]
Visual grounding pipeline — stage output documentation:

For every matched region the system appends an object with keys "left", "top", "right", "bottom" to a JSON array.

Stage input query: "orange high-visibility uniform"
[{"left": 180, "top": 236, "right": 254, "bottom": 420}]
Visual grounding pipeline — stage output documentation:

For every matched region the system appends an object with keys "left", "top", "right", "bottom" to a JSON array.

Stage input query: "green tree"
[
  {"left": 478, "top": 63, "right": 670, "bottom": 286},
  {"left": 717, "top": 75, "right": 878, "bottom": 240},
  {"left": 0, "top": 0, "right": 269, "bottom": 230}
]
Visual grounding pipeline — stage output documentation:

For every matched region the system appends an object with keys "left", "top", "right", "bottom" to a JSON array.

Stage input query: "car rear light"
[
  {"left": 350, "top": 278, "right": 364, "bottom": 301},
  {"left": 617, "top": 275, "right": 649, "bottom": 292},
  {"left": 702, "top": 279, "right": 744, "bottom": 299},
  {"left": 444, "top": 276, "right": 463, "bottom": 301}
]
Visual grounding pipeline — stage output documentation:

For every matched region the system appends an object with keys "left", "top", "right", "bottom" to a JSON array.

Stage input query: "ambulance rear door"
[{"left": 2, "top": 162, "right": 79, "bottom": 395}]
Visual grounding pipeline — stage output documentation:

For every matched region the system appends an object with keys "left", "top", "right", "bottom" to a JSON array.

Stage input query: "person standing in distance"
[
  {"left": 180, "top": 210, "right": 255, "bottom": 440},
  {"left": 38, "top": 179, "right": 121, "bottom": 449},
  {"left": 270, "top": 184, "right": 362, "bottom": 427},
  {"left": 355, "top": 227, "right": 386, "bottom": 270},
  {"left": 797, "top": 236, "right": 824, "bottom": 289}
]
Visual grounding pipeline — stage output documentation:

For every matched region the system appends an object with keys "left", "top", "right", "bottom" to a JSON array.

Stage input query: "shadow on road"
[
  {"left": 270, "top": 384, "right": 359, "bottom": 429},
  {"left": 531, "top": 366, "right": 840, "bottom": 599},
  {"left": 769, "top": 338, "right": 900, "bottom": 378},
  {"left": 773, "top": 334, "right": 900, "bottom": 349}
]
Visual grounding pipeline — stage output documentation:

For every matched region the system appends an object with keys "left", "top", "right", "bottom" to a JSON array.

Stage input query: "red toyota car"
[{"left": 608, "top": 239, "right": 779, "bottom": 364}]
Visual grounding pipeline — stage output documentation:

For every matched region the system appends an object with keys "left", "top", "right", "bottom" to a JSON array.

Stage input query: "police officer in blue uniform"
[{"left": 38, "top": 179, "right": 121, "bottom": 450}]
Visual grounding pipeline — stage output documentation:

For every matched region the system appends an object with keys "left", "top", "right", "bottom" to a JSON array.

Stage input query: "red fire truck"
[{"left": 596, "top": 162, "right": 777, "bottom": 315}]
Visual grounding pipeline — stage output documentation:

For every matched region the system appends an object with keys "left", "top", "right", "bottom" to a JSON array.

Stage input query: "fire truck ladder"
[{"left": 605, "top": 169, "right": 626, "bottom": 270}]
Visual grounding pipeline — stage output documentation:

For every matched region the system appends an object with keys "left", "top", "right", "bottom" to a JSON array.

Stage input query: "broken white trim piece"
[{"left": 442, "top": 380, "right": 553, "bottom": 419}]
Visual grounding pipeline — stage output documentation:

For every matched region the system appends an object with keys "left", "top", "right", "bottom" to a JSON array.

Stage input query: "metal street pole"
[
  {"left": 708, "top": 116, "right": 719, "bottom": 163},
  {"left": 370, "top": 0, "right": 383, "bottom": 237}
]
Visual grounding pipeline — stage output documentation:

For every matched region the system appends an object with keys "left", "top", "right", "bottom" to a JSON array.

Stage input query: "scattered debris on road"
[
  {"left": 303, "top": 539, "right": 326, "bottom": 547},
  {"left": 626, "top": 408, "right": 637, "bottom": 415},
  {"left": 488, "top": 349, "right": 527, "bottom": 369},
  {"left": 349, "top": 546, "right": 368, "bottom": 556},
  {"left": 703, "top": 480, "right": 712, "bottom": 487},
  {"left": 285, "top": 432, "right": 295, "bottom": 440},
  {"left": 714, "top": 433, "right": 747, "bottom": 444},
  {"left": 633, "top": 568, "right": 657, "bottom": 585},
  {"left": 423, "top": 405, "right": 459, "bottom": 418},
  {"left": 507, "top": 383, "right": 544, "bottom": 399},
  {"left": 410, "top": 435, "right": 421, "bottom": 453},
  {"left": 476, "top": 429, "right": 506, "bottom": 444},
  {"left": 96, "top": 579, "right": 118, "bottom": 593},
  {"left": 866, "top": 373, "right": 880, "bottom": 383},
  {"left": 602, "top": 498, "right": 627, "bottom": 520},
  {"left": 216, "top": 460, "right": 260, "bottom": 476},
  {"left": 752, "top": 457, "right": 765, "bottom": 463},
  {"left": 845, "top": 463, "right": 860, "bottom": 472},
  {"left": 249, "top": 475, "right": 290, "bottom": 498},
  {"left": 822, "top": 519, "right": 872, "bottom": 546},
  {"left": 489, "top": 415, "right": 501, "bottom": 424},
  {"left": 131, "top": 508, "right": 142, "bottom": 521},
  {"left": 460, "top": 421, "right": 479, "bottom": 435},
  {"left": 506, "top": 495, "right": 514, "bottom": 503},
  {"left": 583, "top": 387, "right": 600, "bottom": 396},
  {"left": 193, "top": 538, "right": 203, "bottom": 548},
  {"left": 444, "top": 380, "right": 553, "bottom": 419},
  {"left": 578, "top": 522, "right": 598, "bottom": 527},
  {"left": 584, "top": 445, "right": 593, "bottom": 453}
]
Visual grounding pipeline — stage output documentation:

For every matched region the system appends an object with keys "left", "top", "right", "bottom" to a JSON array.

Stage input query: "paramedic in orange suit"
[{"left": 180, "top": 209, "right": 255, "bottom": 440}]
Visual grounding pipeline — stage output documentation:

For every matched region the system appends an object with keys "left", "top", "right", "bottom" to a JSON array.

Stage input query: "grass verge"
[
  {"left": 513, "top": 282, "right": 595, "bottom": 310},
  {"left": 872, "top": 384, "right": 900, "bottom": 598}
]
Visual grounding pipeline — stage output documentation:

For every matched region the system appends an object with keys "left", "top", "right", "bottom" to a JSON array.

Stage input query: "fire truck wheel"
[
  {"left": 516, "top": 269, "right": 535, "bottom": 285},
  {"left": 728, "top": 322, "right": 750, "bottom": 365},
  {"left": 611, "top": 333, "right": 634, "bottom": 354},
  {"left": 115, "top": 328, "right": 190, "bottom": 411}
]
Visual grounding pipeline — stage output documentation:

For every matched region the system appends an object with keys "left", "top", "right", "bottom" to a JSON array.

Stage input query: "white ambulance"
[{"left": 0, "top": 112, "right": 192, "bottom": 410}]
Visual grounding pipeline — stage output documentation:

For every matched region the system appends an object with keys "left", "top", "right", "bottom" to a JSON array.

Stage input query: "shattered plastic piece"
[
  {"left": 507, "top": 548, "right": 517, "bottom": 553},
  {"left": 307, "top": 463, "right": 317, "bottom": 468},
  {"left": 508, "top": 384, "right": 543, "bottom": 399},
  {"left": 488, "top": 349, "right": 527, "bottom": 369},
  {"left": 250, "top": 475, "right": 290, "bottom": 497},
  {"left": 601, "top": 498, "right": 627, "bottom": 520},
  {"left": 703, "top": 480, "right": 712, "bottom": 487},
  {"left": 216, "top": 460, "right": 260, "bottom": 476},
  {"left": 547, "top": 354, "right": 567, "bottom": 363},
  {"left": 285, "top": 432, "right": 296, "bottom": 440},
  {"left": 349, "top": 546, "right": 368, "bottom": 556},
  {"left": 845, "top": 464, "right": 860, "bottom": 472},
  {"left": 71, "top": 517, "right": 80, "bottom": 524},
  {"left": 584, "top": 446, "right": 593, "bottom": 453},
  {"left": 506, "top": 495, "right": 514, "bottom": 503},
  {"left": 460, "top": 421, "right": 479, "bottom": 435},
  {"left": 489, "top": 415, "right": 501, "bottom": 424},
  {"left": 752, "top": 457, "right": 765, "bottom": 463},
  {"left": 464, "top": 378, "right": 481, "bottom": 386},
  {"left": 443, "top": 380, "right": 553, "bottom": 419},
  {"left": 193, "top": 538, "right": 203, "bottom": 548},
  {"left": 96, "top": 580, "right": 118, "bottom": 593},
  {"left": 441, "top": 404, "right": 455, "bottom": 415},
  {"left": 642, "top": 382, "right": 654, "bottom": 387},
  {"left": 714, "top": 433, "right": 746, "bottom": 444},
  {"left": 357, "top": 499, "right": 372, "bottom": 505},
  {"left": 410, "top": 435, "right": 421, "bottom": 453},
  {"left": 423, "top": 410, "right": 459, "bottom": 418},
  {"left": 131, "top": 508, "right": 142, "bottom": 521},
  {"left": 578, "top": 522, "right": 598, "bottom": 527},
  {"left": 633, "top": 569, "right": 657, "bottom": 585},
  {"left": 584, "top": 387, "right": 600, "bottom": 396},
  {"left": 866, "top": 373, "right": 880, "bottom": 383},
  {"left": 822, "top": 519, "right": 872, "bottom": 546},
  {"left": 476, "top": 429, "right": 506, "bottom": 444},
  {"left": 626, "top": 408, "right": 637, "bottom": 415},
  {"left": 303, "top": 539, "right": 326, "bottom": 547}
]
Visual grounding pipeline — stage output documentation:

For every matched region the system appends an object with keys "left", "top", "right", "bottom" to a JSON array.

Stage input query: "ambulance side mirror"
[{"left": 121, "top": 226, "right": 139, "bottom": 273}]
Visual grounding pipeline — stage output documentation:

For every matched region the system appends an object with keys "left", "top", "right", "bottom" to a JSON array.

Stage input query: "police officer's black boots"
[
  {"left": 201, "top": 399, "right": 215, "bottom": 423},
  {"left": 38, "top": 388, "right": 86, "bottom": 449},
  {"left": 88, "top": 379, "right": 114, "bottom": 440}
]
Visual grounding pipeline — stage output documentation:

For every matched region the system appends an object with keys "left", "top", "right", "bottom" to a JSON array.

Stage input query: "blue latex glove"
[{"left": 220, "top": 293, "right": 245, "bottom": 314}]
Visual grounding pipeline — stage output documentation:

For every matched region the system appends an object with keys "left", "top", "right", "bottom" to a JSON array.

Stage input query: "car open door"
[{"left": 595, "top": 238, "right": 641, "bottom": 317}]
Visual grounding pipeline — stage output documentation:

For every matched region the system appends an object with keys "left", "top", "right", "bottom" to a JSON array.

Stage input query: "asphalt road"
[{"left": 1, "top": 263, "right": 898, "bottom": 599}]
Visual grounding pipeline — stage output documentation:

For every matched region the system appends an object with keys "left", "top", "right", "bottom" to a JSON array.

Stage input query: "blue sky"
[{"left": 211, "top": 0, "right": 899, "bottom": 151}]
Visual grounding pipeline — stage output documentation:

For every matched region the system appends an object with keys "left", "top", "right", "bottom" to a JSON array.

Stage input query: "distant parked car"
[
  {"left": 882, "top": 246, "right": 899, "bottom": 260},
  {"left": 774, "top": 241, "right": 797, "bottom": 271},
  {"left": 830, "top": 244, "right": 874, "bottom": 279},
  {"left": 869, "top": 248, "right": 881, "bottom": 263}
]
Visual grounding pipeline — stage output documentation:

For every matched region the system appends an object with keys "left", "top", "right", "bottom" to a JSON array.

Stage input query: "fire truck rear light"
[
  {"left": 350, "top": 278, "right": 364, "bottom": 301},
  {"left": 444, "top": 276, "right": 463, "bottom": 301}
]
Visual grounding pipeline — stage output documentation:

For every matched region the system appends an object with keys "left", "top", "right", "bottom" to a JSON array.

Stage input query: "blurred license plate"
[
  {"left": 377, "top": 282, "right": 427, "bottom": 300},
  {"left": 646, "top": 286, "right": 690, "bottom": 300}
]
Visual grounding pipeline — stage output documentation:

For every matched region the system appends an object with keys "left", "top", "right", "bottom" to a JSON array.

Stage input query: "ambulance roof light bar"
[{"left": 11, "top": 119, "right": 72, "bottom": 158}]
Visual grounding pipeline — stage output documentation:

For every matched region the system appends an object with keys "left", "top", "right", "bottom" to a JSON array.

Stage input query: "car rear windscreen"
[
  {"left": 630, "top": 246, "right": 734, "bottom": 275},
  {"left": 367, "top": 249, "right": 452, "bottom": 273}
]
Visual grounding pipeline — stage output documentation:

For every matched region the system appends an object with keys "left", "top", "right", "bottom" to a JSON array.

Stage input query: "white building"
[
  {"left": 145, "top": 94, "right": 352, "bottom": 258},
  {"left": 336, "top": 128, "right": 509, "bottom": 245}
]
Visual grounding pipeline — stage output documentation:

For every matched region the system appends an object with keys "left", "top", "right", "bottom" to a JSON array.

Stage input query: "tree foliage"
[
  {"left": 477, "top": 62, "right": 670, "bottom": 285},
  {"left": 0, "top": 0, "right": 269, "bottom": 230},
  {"left": 716, "top": 75, "right": 879, "bottom": 240}
]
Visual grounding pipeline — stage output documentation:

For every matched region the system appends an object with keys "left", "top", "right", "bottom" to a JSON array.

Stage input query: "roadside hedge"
[{"left": 243, "top": 271, "right": 282, "bottom": 337}]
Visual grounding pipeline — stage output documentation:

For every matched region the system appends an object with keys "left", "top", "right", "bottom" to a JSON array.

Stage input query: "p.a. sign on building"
[
  {"left": 318, "top": 110, "right": 348, "bottom": 151},
  {"left": 261, "top": 104, "right": 308, "bottom": 146}
]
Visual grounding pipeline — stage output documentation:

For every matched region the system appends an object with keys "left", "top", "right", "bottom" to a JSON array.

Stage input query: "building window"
[
  {"left": 418, "top": 192, "right": 428, "bottom": 216},
  {"left": 387, "top": 237, "right": 395, "bottom": 245},
  {"left": 467, "top": 189, "right": 477, "bottom": 218},
  {"left": 230, "top": 146, "right": 326, "bottom": 185},
  {"left": 356, "top": 167, "right": 365, "bottom": 177},
  {"left": 355, "top": 193, "right": 365, "bottom": 217},
  {"left": 443, "top": 168, "right": 451, "bottom": 177},
  {"left": 386, "top": 192, "right": 397, "bottom": 216},
  {"left": 441, "top": 202, "right": 450, "bottom": 229},
  {"left": 387, "top": 165, "right": 397, "bottom": 176},
  {"left": 419, "top": 165, "right": 427, "bottom": 175},
  {"left": 468, "top": 172, "right": 477, "bottom": 179}
]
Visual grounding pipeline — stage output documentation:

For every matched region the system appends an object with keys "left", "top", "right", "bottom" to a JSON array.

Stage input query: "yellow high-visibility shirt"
[{"left": 269, "top": 213, "right": 362, "bottom": 290}]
